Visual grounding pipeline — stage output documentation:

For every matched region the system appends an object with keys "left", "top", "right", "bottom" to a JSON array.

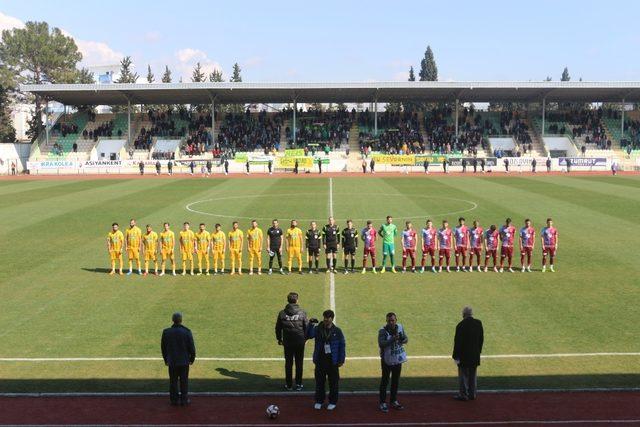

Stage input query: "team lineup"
[{"left": 105, "top": 216, "right": 559, "bottom": 276}]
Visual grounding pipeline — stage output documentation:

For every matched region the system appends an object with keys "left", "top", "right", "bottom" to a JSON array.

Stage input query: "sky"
[{"left": 1, "top": 0, "right": 639, "bottom": 83}]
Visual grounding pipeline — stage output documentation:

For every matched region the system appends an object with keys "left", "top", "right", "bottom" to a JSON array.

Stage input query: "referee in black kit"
[
  {"left": 267, "top": 219, "right": 285, "bottom": 274},
  {"left": 306, "top": 221, "right": 322, "bottom": 273},
  {"left": 322, "top": 217, "right": 340, "bottom": 273},
  {"left": 341, "top": 220, "right": 359, "bottom": 274}
]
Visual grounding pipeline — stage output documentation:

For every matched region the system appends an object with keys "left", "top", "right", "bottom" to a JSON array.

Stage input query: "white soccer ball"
[{"left": 266, "top": 404, "right": 280, "bottom": 419}]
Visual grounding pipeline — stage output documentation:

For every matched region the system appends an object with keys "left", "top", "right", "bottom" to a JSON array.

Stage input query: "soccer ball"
[{"left": 266, "top": 404, "right": 280, "bottom": 419}]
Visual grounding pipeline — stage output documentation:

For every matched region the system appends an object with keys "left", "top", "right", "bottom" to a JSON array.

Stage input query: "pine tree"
[
  {"left": 209, "top": 69, "right": 224, "bottom": 82},
  {"left": 115, "top": 56, "right": 139, "bottom": 83},
  {"left": 192, "top": 62, "right": 205, "bottom": 82},
  {"left": 408, "top": 66, "right": 416, "bottom": 81},
  {"left": 0, "top": 67, "right": 16, "bottom": 143},
  {"left": 146, "top": 65, "right": 155, "bottom": 83},
  {"left": 161, "top": 65, "right": 172, "bottom": 83},
  {"left": 419, "top": 46, "right": 438, "bottom": 81},
  {"left": 231, "top": 63, "right": 242, "bottom": 82},
  {"left": 561, "top": 67, "right": 570, "bottom": 82}
]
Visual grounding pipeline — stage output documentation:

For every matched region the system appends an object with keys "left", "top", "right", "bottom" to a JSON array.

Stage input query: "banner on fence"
[
  {"left": 284, "top": 149, "right": 305, "bottom": 157},
  {"left": 558, "top": 157, "right": 607, "bottom": 167},
  {"left": 276, "top": 156, "right": 314, "bottom": 168},
  {"left": 27, "top": 160, "right": 80, "bottom": 170}
]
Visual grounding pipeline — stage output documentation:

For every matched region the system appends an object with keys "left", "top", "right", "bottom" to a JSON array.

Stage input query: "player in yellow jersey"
[
  {"left": 195, "top": 223, "right": 211, "bottom": 275},
  {"left": 286, "top": 219, "right": 304, "bottom": 274},
  {"left": 142, "top": 224, "right": 159, "bottom": 275},
  {"left": 228, "top": 221, "right": 244, "bottom": 275},
  {"left": 159, "top": 222, "right": 176, "bottom": 276},
  {"left": 246, "top": 220, "right": 264, "bottom": 275},
  {"left": 179, "top": 222, "right": 196, "bottom": 276},
  {"left": 125, "top": 218, "right": 143, "bottom": 275},
  {"left": 107, "top": 222, "right": 125, "bottom": 275},
  {"left": 210, "top": 223, "right": 226, "bottom": 274}
]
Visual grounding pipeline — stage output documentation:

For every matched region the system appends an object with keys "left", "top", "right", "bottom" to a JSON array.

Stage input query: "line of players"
[{"left": 106, "top": 216, "right": 558, "bottom": 276}]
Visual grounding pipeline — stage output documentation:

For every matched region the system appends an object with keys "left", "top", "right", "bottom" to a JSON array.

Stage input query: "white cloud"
[
  {"left": 0, "top": 11, "right": 24, "bottom": 32},
  {"left": 174, "top": 48, "right": 223, "bottom": 81},
  {"left": 176, "top": 48, "right": 207, "bottom": 63}
]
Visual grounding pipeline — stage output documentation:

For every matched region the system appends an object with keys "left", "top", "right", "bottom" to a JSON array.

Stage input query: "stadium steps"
[
  {"left": 348, "top": 122, "right": 359, "bottom": 153},
  {"left": 418, "top": 111, "right": 429, "bottom": 145},
  {"left": 279, "top": 119, "right": 290, "bottom": 152},
  {"left": 524, "top": 115, "right": 549, "bottom": 157}
]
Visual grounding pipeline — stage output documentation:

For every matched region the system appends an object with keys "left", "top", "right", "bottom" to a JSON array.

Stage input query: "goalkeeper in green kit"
[{"left": 378, "top": 215, "right": 398, "bottom": 273}]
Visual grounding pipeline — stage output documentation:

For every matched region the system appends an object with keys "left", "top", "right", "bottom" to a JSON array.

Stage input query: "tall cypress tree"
[
  {"left": 229, "top": 63, "right": 243, "bottom": 114},
  {"left": 408, "top": 66, "right": 416, "bottom": 81},
  {"left": 161, "top": 65, "right": 172, "bottom": 83},
  {"left": 209, "top": 69, "right": 224, "bottom": 82},
  {"left": 146, "top": 65, "right": 155, "bottom": 83},
  {"left": 419, "top": 46, "right": 438, "bottom": 81},
  {"left": 561, "top": 67, "right": 570, "bottom": 81},
  {"left": 115, "top": 56, "right": 139, "bottom": 83},
  {"left": 192, "top": 62, "right": 205, "bottom": 82}
]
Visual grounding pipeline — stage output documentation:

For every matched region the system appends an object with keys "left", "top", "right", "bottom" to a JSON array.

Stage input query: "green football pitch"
[{"left": 0, "top": 175, "right": 639, "bottom": 393}]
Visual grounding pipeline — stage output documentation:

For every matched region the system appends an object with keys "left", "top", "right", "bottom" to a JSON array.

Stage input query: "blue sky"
[{"left": 2, "top": 0, "right": 639, "bottom": 82}]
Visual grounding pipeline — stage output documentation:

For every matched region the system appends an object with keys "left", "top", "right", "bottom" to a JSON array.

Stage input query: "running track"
[{"left": 2, "top": 391, "right": 639, "bottom": 425}]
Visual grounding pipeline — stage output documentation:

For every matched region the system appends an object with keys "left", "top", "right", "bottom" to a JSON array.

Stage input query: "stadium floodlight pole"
[
  {"left": 541, "top": 97, "right": 546, "bottom": 137},
  {"left": 455, "top": 98, "right": 459, "bottom": 144}
]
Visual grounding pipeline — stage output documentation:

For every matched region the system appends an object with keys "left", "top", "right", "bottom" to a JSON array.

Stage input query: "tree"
[
  {"left": 209, "top": 69, "right": 224, "bottom": 82},
  {"left": 419, "top": 46, "right": 438, "bottom": 81},
  {"left": 146, "top": 65, "right": 155, "bottom": 83},
  {"left": 0, "top": 21, "right": 82, "bottom": 141},
  {"left": 76, "top": 68, "right": 96, "bottom": 112},
  {"left": 408, "top": 66, "right": 416, "bottom": 81},
  {"left": 561, "top": 67, "right": 570, "bottom": 82},
  {"left": 161, "top": 65, "right": 172, "bottom": 83},
  {"left": 231, "top": 63, "right": 242, "bottom": 82},
  {"left": 0, "top": 66, "right": 16, "bottom": 143},
  {"left": 115, "top": 56, "right": 139, "bottom": 83},
  {"left": 404, "top": 66, "right": 417, "bottom": 112},
  {"left": 192, "top": 62, "right": 205, "bottom": 82}
]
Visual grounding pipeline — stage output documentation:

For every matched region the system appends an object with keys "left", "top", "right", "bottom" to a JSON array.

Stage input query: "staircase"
[
  {"left": 279, "top": 119, "right": 290, "bottom": 152},
  {"left": 418, "top": 111, "right": 429, "bottom": 149}
]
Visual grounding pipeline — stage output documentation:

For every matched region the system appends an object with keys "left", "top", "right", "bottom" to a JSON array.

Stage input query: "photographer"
[
  {"left": 378, "top": 312, "right": 408, "bottom": 412},
  {"left": 275, "top": 292, "right": 309, "bottom": 391},
  {"left": 307, "top": 310, "right": 345, "bottom": 411}
]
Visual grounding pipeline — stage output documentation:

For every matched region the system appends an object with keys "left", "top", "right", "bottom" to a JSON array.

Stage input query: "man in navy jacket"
[
  {"left": 161, "top": 312, "right": 196, "bottom": 406},
  {"left": 307, "top": 310, "right": 345, "bottom": 411}
]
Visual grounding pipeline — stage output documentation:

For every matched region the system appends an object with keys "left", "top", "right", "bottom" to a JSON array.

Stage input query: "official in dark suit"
[
  {"left": 452, "top": 306, "right": 483, "bottom": 401},
  {"left": 161, "top": 312, "right": 196, "bottom": 406}
]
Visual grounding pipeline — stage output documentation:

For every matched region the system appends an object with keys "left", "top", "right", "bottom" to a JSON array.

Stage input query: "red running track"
[{"left": 1, "top": 391, "right": 639, "bottom": 425}]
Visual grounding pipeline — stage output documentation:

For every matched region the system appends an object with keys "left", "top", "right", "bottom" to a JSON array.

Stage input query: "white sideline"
[
  {"left": 1, "top": 352, "right": 639, "bottom": 362},
  {"left": 329, "top": 177, "right": 336, "bottom": 314}
]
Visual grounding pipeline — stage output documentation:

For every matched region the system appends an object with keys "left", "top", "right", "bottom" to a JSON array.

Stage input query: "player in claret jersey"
[
  {"left": 484, "top": 224, "right": 499, "bottom": 272},
  {"left": 499, "top": 218, "right": 517, "bottom": 273},
  {"left": 341, "top": 220, "right": 358, "bottom": 274},
  {"left": 519, "top": 219, "right": 535, "bottom": 273},
  {"left": 420, "top": 219, "right": 438, "bottom": 273},
  {"left": 361, "top": 220, "right": 378, "bottom": 274},
  {"left": 401, "top": 221, "right": 418, "bottom": 273},
  {"left": 541, "top": 218, "right": 558, "bottom": 272},
  {"left": 454, "top": 217, "right": 470, "bottom": 272},
  {"left": 306, "top": 221, "right": 322, "bottom": 273},
  {"left": 438, "top": 220, "right": 454, "bottom": 272},
  {"left": 468, "top": 220, "right": 484, "bottom": 272}
]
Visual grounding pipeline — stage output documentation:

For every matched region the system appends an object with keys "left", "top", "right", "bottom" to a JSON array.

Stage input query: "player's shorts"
[
  {"left": 343, "top": 246, "right": 356, "bottom": 256},
  {"left": 402, "top": 248, "right": 415, "bottom": 257},
  {"left": 181, "top": 250, "right": 194, "bottom": 261},
  {"left": 127, "top": 247, "right": 140, "bottom": 259},
  {"left": 542, "top": 246, "right": 556, "bottom": 256},
  {"left": 144, "top": 251, "right": 157, "bottom": 261},
  {"left": 325, "top": 243, "right": 338, "bottom": 254},
  {"left": 197, "top": 250, "right": 208, "bottom": 259},
  {"left": 161, "top": 249, "right": 174, "bottom": 260},
  {"left": 422, "top": 246, "right": 435, "bottom": 257},
  {"left": 363, "top": 247, "right": 376, "bottom": 258},
  {"left": 501, "top": 246, "right": 514, "bottom": 257},
  {"left": 248, "top": 248, "right": 261, "bottom": 258},
  {"left": 471, "top": 247, "right": 482, "bottom": 257},
  {"left": 455, "top": 246, "right": 467, "bottom": 255},
  {"left": 110, "top": 250, "right": 122, "bottom": 261},
  {"left": 382, "top": 242, "right": 395, "bottom": 255},
  {"left": 212, "top": 249, "right": 224, "bottom": 259},
  {"left": 438, "top": 248, "right": 451, "bottom": 257},
  {"left": 485, "top": 249, "right": 497, "bottom": 257},
  {"left": 289, "top": 247, "right": 302, "bottom": 258},
  {"left": 520, "top": 247, "right": 533, "bottom": 256},
  {"left": 307, "top": 247, "right": 320, "bottom": 257},
  {"left": 230, "top": 248, "right": 242, "bottom": 258}
]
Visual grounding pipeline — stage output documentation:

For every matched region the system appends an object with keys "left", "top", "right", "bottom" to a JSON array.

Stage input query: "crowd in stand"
[
  {"left": 358, "top": 111, "right": 422, "bottom": 154},
  {"left": 216, "top": 110, "right": 282, "bottom": 153},
  {"left": 604, "top": 108, "right": 640, "bottom": 150},
  {"left": 423, "top": 107, "right": 488, "bottom": 155},
  {"left": 52, "top": 122, "right": 79, "bottom": 137},
  {"left": 287, "top": 108, "right": 352, "bottom": 151},
  {"left": 548, "top": 109, "right": 612, "bottom": 150},
  {"left": 83, "top": 120, "right": 124, "bottom": 142}
]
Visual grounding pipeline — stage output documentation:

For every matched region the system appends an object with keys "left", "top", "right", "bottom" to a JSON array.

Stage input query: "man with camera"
[
  {"left": 275, "top": 292, "right": 309, "bottom": 391},
  {"left": 378, "top": 312, "right": 408, "bottom": 412},
  {"left": 307, "top": 310, "right": 345, "bottom": 411}
]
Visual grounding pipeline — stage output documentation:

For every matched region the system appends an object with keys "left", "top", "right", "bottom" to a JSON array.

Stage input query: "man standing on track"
[
  {"left": 322, "top": 217, "right": 340, "bottom": 273},
  {"left": 401, "top": 221, "right": 417, "bottom": 273},
  {"left": 378, "top": 312, "right": 408, "bottom": 413},
  {"left": 361, "top": 220, "right": 378, "bottom": 274},
  {"left": 420, "top": 219, "right": 438, "bottom": 273},
  {"left": 519, "top": 219, "right": 535, "bottom": 272},
  {"left": 125, "top": 219, "right": 143, "bottom": 275},
  {"left": 341, "top": 220, "right": 358, "bottom": 274},
  {"left": 452, "top": 306, "right": 483, "bottom": 402},
  {"left": 247, "top": 220, "right": 264, "bottom": 275},
  {"left": 468, "top": 220, "right": 484, "bottom": 272},
  {"left": 541, "top": 218, "right": 558, "bottom": 273},
  {"left": 378, "top": 216, "right": 398, "bottom": 273},
  {"left": 276, "top": 292, "right": 309, "bottom": 391},
  {"left": 161, "top": 312, "right": 196, "bottom": 406},
  {"left": 499, "top": 218, "right": 516, "bottom": 273},
  {"left": 438, "top": 220, "right": 453, "bottom": 272},
  {"left": 454, "top": 217, "right": 470, "bottom": 272},
  {"left": 308, "top": 310, "right": 345, "bottom": 411},
  {"left": 306, "top": 221, "right": 322, "bottom": 274},
  {"left": 267, "top": 219, "right": 285, "bottom": 275}
]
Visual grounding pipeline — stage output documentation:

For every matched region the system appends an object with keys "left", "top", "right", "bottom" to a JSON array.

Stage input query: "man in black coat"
[
  {"left": 452, "top": 306, "right": 483, "bottom": 401},
  {"left": 161, "top": 312, "right": 196, "bottom": 406},
  {"left": 276, "top": 292, "right": 309, "bottom": 391}
]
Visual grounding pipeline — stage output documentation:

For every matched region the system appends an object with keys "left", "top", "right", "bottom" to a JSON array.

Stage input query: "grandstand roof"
[{"left": 20, "top": 81, "right": 640, "bottom": 105}]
